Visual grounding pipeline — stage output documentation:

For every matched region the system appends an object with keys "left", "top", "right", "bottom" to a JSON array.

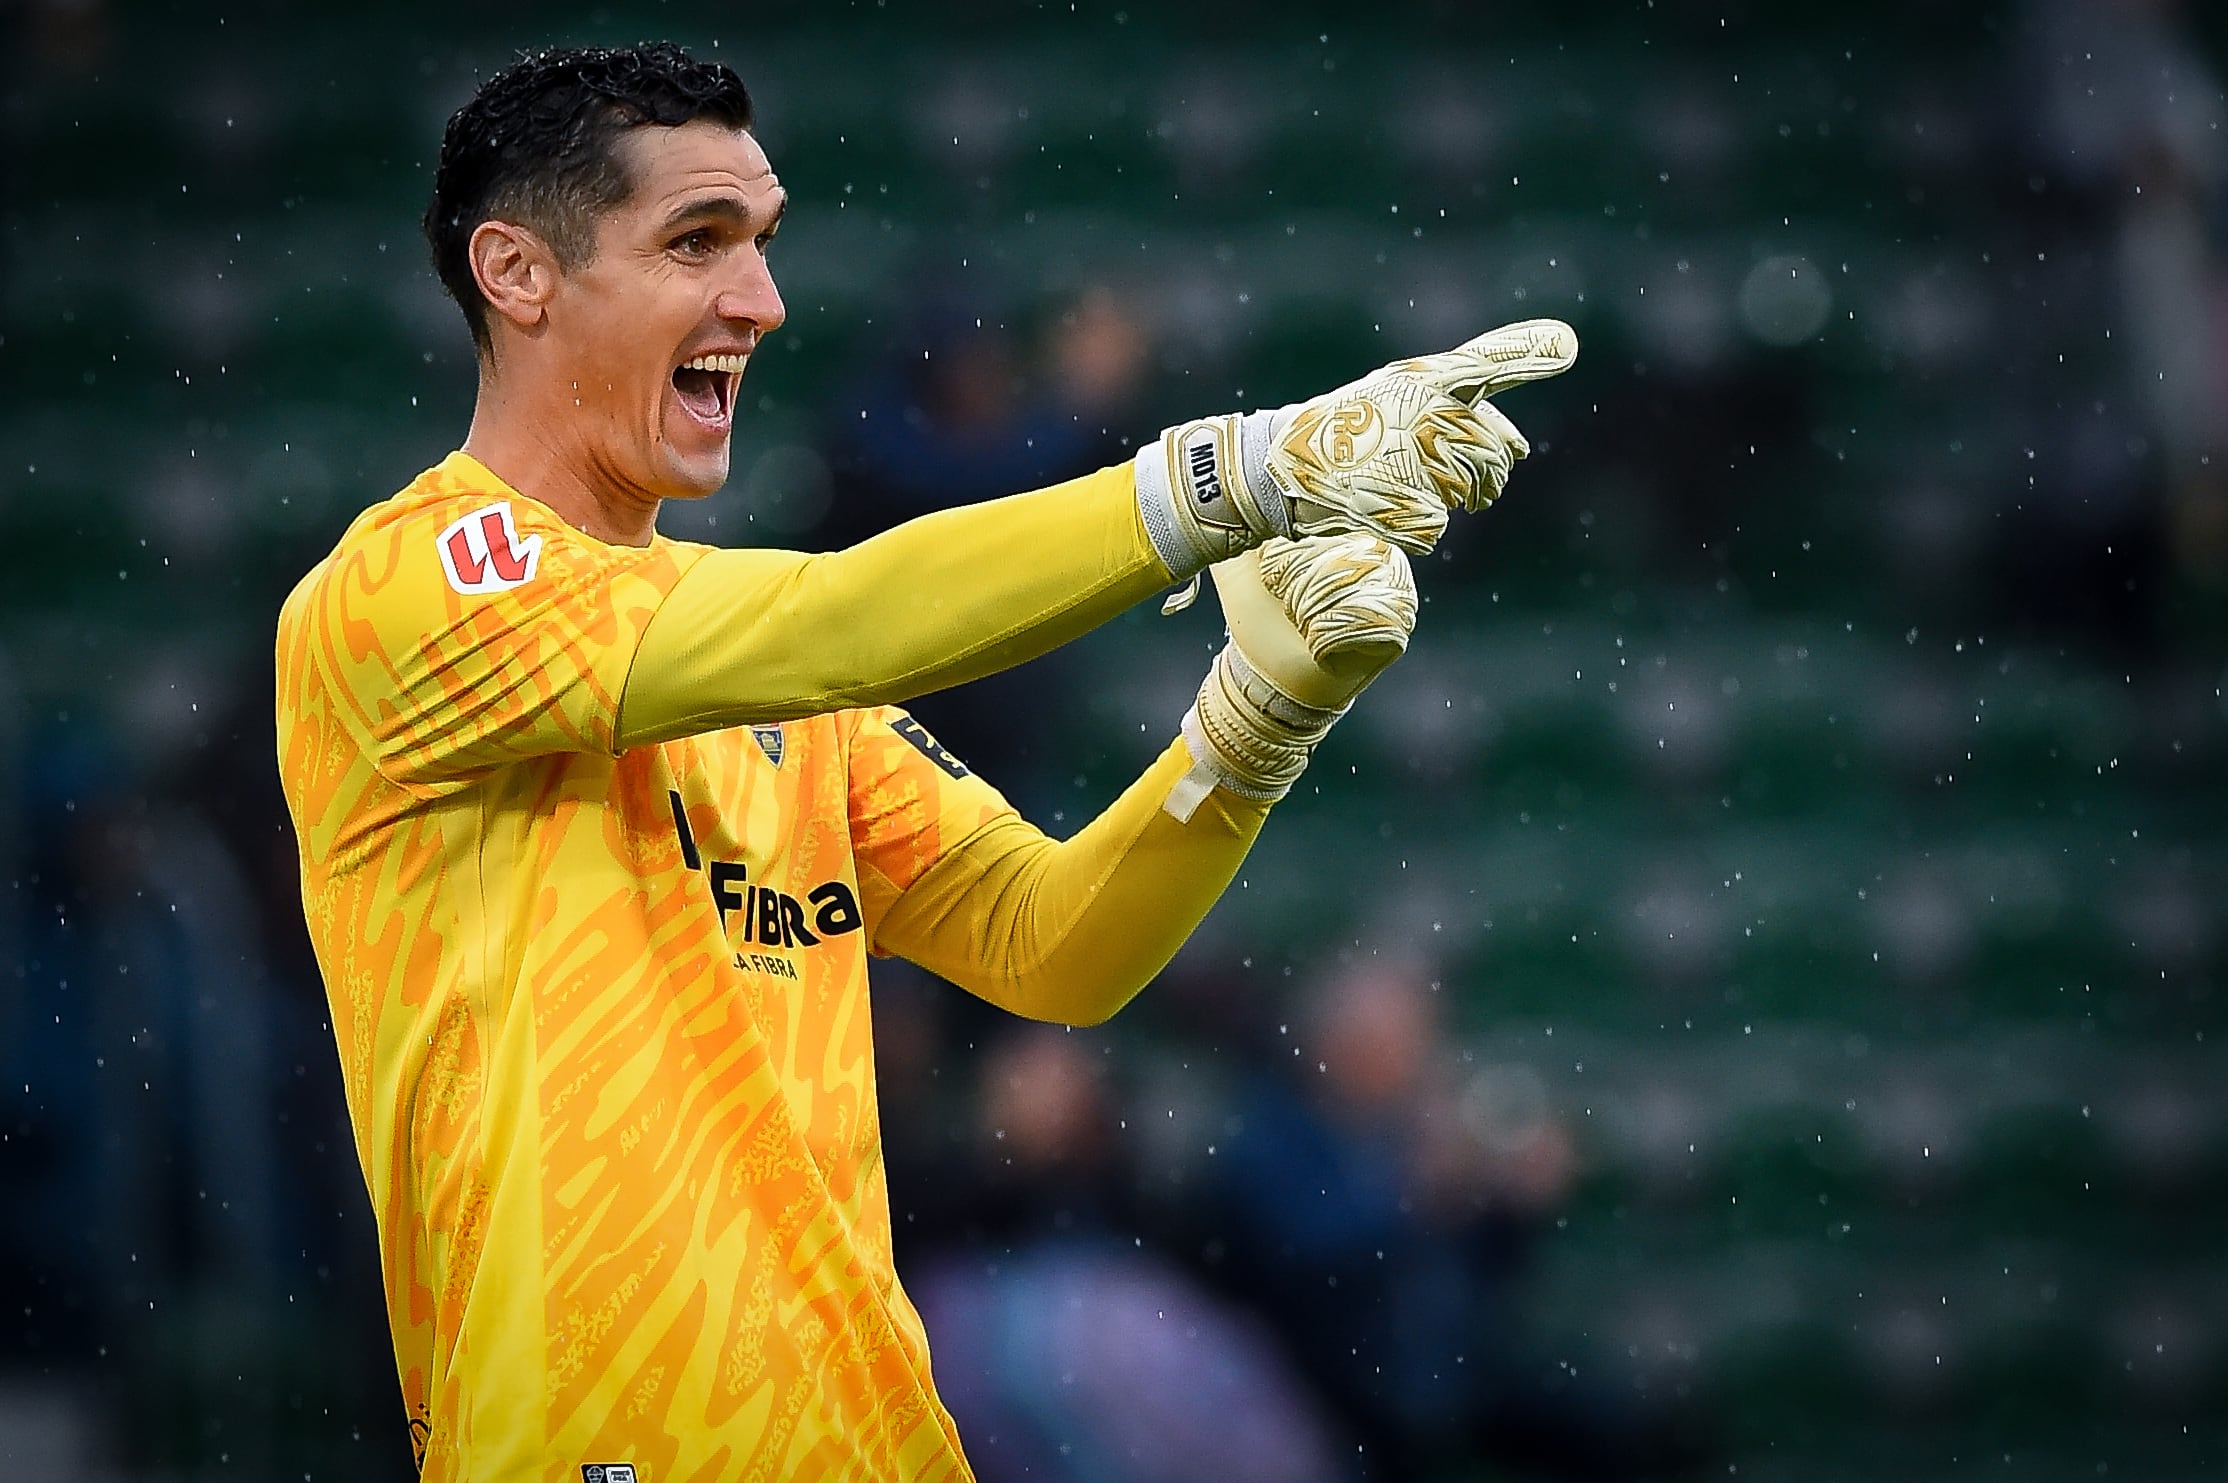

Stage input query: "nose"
[{"left": 717, "top": 250, "right": 786, "bottom": 338}]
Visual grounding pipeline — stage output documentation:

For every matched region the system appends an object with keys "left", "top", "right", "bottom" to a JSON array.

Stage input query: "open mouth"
[{"left": 672, "top": 353, "right": 747, "bottom": 433}]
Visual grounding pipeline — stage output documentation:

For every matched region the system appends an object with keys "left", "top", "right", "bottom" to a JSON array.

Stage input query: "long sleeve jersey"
[{"left": 274, "top": 451, "right": 1270, "bottom": 1481}]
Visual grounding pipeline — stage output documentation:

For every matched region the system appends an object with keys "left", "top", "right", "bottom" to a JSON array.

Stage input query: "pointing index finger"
[{"left": 1407, "top": 318, "right": 1579, "bottom": 403}]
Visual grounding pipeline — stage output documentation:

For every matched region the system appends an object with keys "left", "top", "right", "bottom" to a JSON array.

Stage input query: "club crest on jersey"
[
  {"left": 436, "top": 500, "right": 543, "bottom": 595},
  {"left": 751, "top": 724, "right": 785, "bottom": 767}
]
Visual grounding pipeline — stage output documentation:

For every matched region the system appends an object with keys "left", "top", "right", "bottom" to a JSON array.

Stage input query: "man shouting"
[{"left": 274, "top": 41, "right": 1573, "bottom": 1482}]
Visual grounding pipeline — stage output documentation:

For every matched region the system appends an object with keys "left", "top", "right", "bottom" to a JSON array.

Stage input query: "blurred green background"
[{"left": 3, "top": 1, "right": 2225, "bottom": 1479}]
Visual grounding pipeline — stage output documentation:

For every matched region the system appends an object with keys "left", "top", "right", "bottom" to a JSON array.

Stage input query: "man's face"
[{"left": 545, "top": 121, "right": 787, "bottom": 501}]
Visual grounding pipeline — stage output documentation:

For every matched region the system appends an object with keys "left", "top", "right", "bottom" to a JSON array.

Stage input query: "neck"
[{"left": 460, "top": 365, "right": 661, "bottom": 547}]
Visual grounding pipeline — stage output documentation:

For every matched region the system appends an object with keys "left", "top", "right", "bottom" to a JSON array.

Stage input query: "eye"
[
  {"left": 672, "top": 228, "right": 717, "bottom": 257},
  {"left": 754, "top": 222, "right": 781, "bottom": 252}
]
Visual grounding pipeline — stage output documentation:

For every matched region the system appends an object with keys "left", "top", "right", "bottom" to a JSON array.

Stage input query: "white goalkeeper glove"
[
  {"left": 1133, "top": 318, "right": 1578, "bottom": 576},
  {"left": 1165, "top": 532, "right": 1419, "bottom": 821}
]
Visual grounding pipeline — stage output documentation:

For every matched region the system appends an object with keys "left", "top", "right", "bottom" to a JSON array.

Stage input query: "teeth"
[{"left": 682, "top": 353, "right": 749, "bottom": 374}]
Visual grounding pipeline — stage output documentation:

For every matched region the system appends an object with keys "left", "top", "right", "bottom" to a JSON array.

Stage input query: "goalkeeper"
[{"left": 273, "top": 41, "right": 1575, "bottom": 1483}]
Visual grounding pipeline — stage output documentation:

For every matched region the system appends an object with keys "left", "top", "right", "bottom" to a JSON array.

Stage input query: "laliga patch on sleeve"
[
  {"left": 890, "top": 715, "right": 969, "bottom": 778},
  {"left": 437, "top": 500, "right": 543, "bottom": 595}
]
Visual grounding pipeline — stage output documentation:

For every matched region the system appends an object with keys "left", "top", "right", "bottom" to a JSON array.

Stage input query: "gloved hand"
[
  {"left": 1165, "top": 532, "right": 1418, "bottom": 821},
  {"left": 1133, "top": 319, "right": 1578, "bottom": 576}
]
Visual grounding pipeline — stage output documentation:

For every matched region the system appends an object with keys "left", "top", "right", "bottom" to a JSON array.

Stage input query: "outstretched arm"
[
  {"left": 869, "top": 530, "right": 1419, "bottom": 1025},
  {"left": 616, "top": 466, "right": 1169, "bottom": 745},
  {"left": 616, "top": 318, "right": 1569, "bottom": 747},
  {"left": 870, "top": 739, "right": 1269, "bottom": 1026}
]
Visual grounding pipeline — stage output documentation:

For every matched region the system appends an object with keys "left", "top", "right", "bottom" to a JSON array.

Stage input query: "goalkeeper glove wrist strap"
[
  {"left": 1167, "top": 643, "right": 1346, "bottom": 821},
  {"left": 1134, "top": 410, "right": 1290, "bottom": 578}
]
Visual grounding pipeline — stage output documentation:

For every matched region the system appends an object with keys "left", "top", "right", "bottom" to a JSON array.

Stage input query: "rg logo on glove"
[{"left": 1323, "top": 401, "right": 1384, "bottom": 467}]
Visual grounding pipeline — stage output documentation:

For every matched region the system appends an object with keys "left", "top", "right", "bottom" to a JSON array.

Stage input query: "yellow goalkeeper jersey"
[
  {"left": 278, "top": 450, "right": 1270, "bottom": 1480},
  {"left": 273, "top": 453, "right": 1020, "bottom": 1480}
]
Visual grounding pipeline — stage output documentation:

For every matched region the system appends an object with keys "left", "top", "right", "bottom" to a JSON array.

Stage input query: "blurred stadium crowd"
[{"left": 3, "top": 1, "right": 2226, "bottom": 1479}]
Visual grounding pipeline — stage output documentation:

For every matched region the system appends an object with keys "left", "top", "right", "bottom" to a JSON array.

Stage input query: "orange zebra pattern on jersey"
[{"left": 277, "top": 452, "right": 1005, "bottom": 1480}]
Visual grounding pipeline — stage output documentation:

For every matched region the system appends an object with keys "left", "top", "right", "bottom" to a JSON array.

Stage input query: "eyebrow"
[{"left": 659, "top": 191, "right": 787, "bottom": 237}]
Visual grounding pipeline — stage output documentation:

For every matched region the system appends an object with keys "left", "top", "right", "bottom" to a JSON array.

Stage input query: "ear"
[{"left": 467, "top": 219, "right": 559, "bottom": 334}]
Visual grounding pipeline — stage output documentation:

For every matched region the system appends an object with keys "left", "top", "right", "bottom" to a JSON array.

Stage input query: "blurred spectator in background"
[
  {"left": 6, "top": 721, "right": 287, "bottom": 1353},
  {"left": 910, "top": 1026, "right": 1347, "bottom": 1483},
  {"left": 819, "top": 286, "right": 1161, "bottom": 801},
  {"left": 1045, "top": 285, "right": 1155, "bottom": 465},
  {"left": 2004, "top": 0, "right": 2228, "bottom": 633},
  {"left": 1195, "top": 960, "right": 1705, "bottom": 1480},
  {"left": 823, "top": 286, "right": 1152, "bottom": 549},
  {"left": 887, "top": 952, "right": 1715, "bottom": 1481}
]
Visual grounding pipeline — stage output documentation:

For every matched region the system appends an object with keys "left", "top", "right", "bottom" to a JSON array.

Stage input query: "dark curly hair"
[{"left": 425, "top": 42, "right": 755, "bottom": 352}]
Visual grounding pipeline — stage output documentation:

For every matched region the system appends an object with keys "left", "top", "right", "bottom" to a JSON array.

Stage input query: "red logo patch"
[{"left": 436, "top": 501, "right": 543, "bottom": 594}]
